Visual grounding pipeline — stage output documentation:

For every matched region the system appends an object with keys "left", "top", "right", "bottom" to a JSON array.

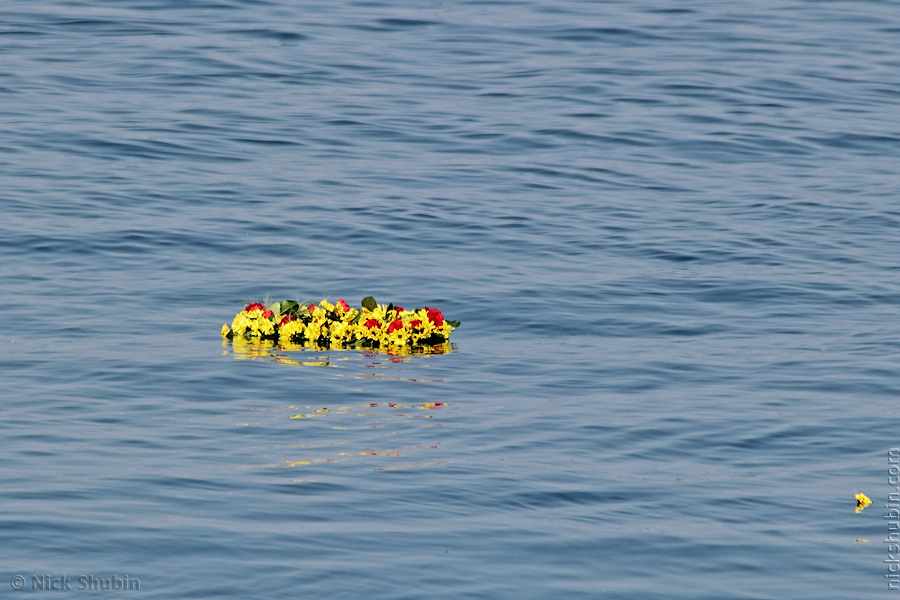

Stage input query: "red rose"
[
  {"left": 426, "top": 308, "right": 444, "bottom": 327},
  {"left": 245, "top": 302, "right": 265, "bottom": 312},
  {"left": 387, "top": 319, "right": 403, "bottom": 333},
  {"left": 364, "top": 319, "right": 380, "bottom": 329},
  {"left": 393, "top": 306, "right": 404, "bottom": 314},
  {"left": 309, "top": 304, "right": 317, "bottom": 312},
  {"left": 409, "top": 319, "right": 422, "bottom": 329},
  {"left": 279, "top": 314, "right": 296, "bottom": 326},
  {"left": 337, "top": 298, "right": 350, "bottom": 312},
  {"left": 262, "top": 309, "right": 274, "bottom": 319}
]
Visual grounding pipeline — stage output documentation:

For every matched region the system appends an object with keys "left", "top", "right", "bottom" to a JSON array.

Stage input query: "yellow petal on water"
[
  {"left": 855, "top": 493, "right": 871, "bottom": 513},
  {"left": 854, "top": 538, "right": 870, "bottom": 543}
]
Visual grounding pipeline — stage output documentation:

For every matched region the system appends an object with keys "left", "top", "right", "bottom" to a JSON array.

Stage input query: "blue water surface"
[{"left": 2, "top": 1, "right": 899, "bottom": 598}]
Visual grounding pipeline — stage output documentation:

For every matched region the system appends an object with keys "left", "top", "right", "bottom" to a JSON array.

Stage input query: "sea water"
[{"left": 2, "top": 1, "right": 899, "bottom": 598}]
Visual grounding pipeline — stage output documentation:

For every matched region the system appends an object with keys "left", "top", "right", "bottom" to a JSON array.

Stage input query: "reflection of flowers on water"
[
  {"left": 240, "top": 401, "right": 450, "bottom": 478},
  {"left": 222, "top": 309, "right": 456, "bottom": 478},
  {"left": 223, "top": 338, "right": 452, "bottom": 381}
]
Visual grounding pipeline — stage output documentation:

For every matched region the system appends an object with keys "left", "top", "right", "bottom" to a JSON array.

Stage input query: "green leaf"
[
  {"left": 268, "top": 301, "right": 281, "bottom": 316},
  {"left": 281, "top": 300, "right": 299, "bottom": 315},
  {"left": 361, "top": 296, "right": 377, "bottom": 311},
  {"left": 447, "top": 320, "right": 461, "bottom": 328}
]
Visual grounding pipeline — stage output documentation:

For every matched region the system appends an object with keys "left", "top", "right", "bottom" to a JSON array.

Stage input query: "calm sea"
[{"left": 2, "top": 1, "right": 899, "bottom": 598}]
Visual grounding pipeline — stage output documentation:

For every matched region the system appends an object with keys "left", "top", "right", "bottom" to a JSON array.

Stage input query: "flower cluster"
[{"left": 222, "top": 296, "right": 459, "bottom": 352}]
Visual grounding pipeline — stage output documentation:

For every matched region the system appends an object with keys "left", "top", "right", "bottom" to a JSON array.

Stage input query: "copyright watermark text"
[
  {"left": 10, "top": 574, "right": 140, "bottom": 592},
  {"left": 887, "top": 448, "right": 900, "bottom": 591}
]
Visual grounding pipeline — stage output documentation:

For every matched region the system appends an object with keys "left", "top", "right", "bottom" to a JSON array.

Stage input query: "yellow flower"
[
  {"left": 230, "top": 311, "right": 254, "bottom": 337},
  {"left": 256, "top": 317, "right": 275, "bottom": 337},
  {"left": 855, "top": 493, "right": 871, "bottom": 513},
  {"left": 279, "top": 319, "right": 306, "bottom": 344},
  {"left": 306, "top": 320, "right": 323, "bottom": 343},
  {"left": 329, "top": 320, "right": 350, "bottom": 344},
  {"left": 229, "top": 308, "right": 277, "bottom": 339},
  {"left": 365, "top": 303, "right": 388, "bottom": 321},
  {"left": 221, "top": 324, "right": 231, "bottom": 338}
]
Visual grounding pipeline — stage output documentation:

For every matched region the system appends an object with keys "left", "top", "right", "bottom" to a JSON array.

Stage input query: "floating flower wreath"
[{"left": 222, "top": 297, "right": 460, "bottom": 352}]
